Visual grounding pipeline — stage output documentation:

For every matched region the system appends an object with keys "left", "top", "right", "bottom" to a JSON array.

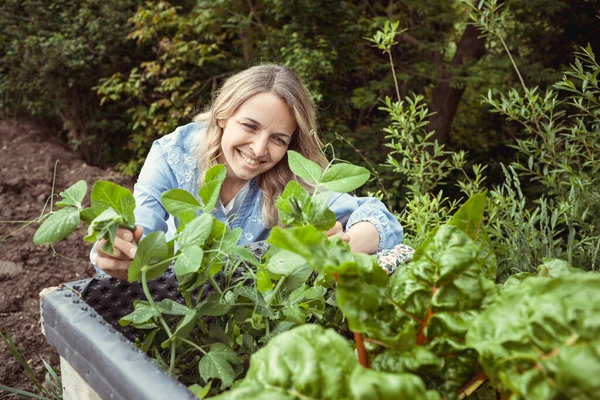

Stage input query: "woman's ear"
[{"left": 217, "top": 119, "right": 226, "bottom": 129}]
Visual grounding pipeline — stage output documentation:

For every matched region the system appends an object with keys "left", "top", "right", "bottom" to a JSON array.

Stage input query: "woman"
[{"left": 93, "top": 64, "right": 403, "bottom": 280}]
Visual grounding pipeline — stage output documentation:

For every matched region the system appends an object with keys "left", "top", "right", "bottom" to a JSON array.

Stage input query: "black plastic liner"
[
  {"left": 41, "top": 277, "right": 196, "bottom": 400},
  {"left": 40, "top": 241, "right": 272, "bottom": 399}
]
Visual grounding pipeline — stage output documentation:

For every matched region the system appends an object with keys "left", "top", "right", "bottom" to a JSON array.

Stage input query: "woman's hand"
[
  {"left": 325, "top": 222, "right": 350, "bottom": 243},
  {"left": 326, "top": 221, "right": 380, "bottom": 254},
  {"left": 95, "top": 226, "right": 144, "bottom": 280}
]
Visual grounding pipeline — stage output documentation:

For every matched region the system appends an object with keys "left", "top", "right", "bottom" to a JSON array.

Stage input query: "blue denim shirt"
[{"left": 91, "top": 122, "right": 403, "bottom": 272}]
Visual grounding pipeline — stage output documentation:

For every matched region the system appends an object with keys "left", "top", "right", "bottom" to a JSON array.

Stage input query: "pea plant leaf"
[
  {"left": 33, "top": 206, "right": 80, "bottom": 244},
  {"left": 55, "top": 180, "right": 87, "bottom": 209},
  {"left": 128, "top": 231, "right": 169, "bottom": 282},
  {"left": 275, "top": 181, "right": 310, "bottom": 227},
  {"left": 174, "top": 245, "right": 204, "bottom": 277},
  {"left": 287, "top": 150, "right": 322, "bottom": 183},
  {"left": 119, "top": 301, "right": 160, "bottom": 327},
  {"left": 83, "top": 207, "right": 121, "bottom": 253},
  {"left": 177, "top": 213, "right": 213, "bottom": 250},
  {"left": 90, "top": 181, "right": 135, "bottom": 225},
  {"left": 198, "top": 343, "right": 243, "bottom": 390},
  {"left": 199, "top": 164, "right": 227, "bottom": 213},
  {"left": 320, "top": 163, "right": 370, "bottom": 193},
  {"left": 161, "top": 189, "right": 201, "bottom": 226}
]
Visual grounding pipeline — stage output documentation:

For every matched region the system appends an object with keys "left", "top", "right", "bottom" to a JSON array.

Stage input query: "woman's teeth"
[{"left": 239, "top": 150, "right": 261, "bottom": 165}]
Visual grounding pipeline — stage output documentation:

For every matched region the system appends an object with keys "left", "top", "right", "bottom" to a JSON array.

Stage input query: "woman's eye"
[
  {"left": 242, "top": 123, "right": 256, "bottom": 131},
  {"left": 274, "top": 137, "right": 287, "bottom": 145}
]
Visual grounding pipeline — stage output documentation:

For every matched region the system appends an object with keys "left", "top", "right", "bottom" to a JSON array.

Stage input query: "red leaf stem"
[{"left": 416, "top": 286, "right": 437, "bottom": 346}]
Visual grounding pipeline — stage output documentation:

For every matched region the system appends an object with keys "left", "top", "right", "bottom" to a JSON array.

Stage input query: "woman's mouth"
[{"left": 238, "top": 149, "right": 264, "bottom": 166}]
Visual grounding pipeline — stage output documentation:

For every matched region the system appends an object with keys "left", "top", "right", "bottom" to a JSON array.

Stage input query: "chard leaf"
[
  {"left": 33, "top": 206, "right": 80, "bottom": 244},
  {"left": 199, "top": 343, "right": 243, "bottom": 390},
  {"left": 90, "top": 181, "right": 135, "bottom": 225},
  {"left": 177, "top": 213, "right": 213, "bottom": 250},
  {"left": 287, "top": 150, "right": 322, "bottom": 183},
  {"left": 199, "top": 164, "right": 226, "bottom": 212},
  {"left": 449, "top": 191, "right": 497, "bottom": 278},
  {"left": 349, "top": 368, "right": 441, "bottom": 400},
  {"left": 211, "top": 325, "right": 438, "bottom": 400},
  {"left": 174, "top": 246, "right": 204, "bottom": 277},
  {"left": 320, "top": 163, "right": 370, "bottom": 193},
  {"left": 55, "top": 180, "right": 87, "bottom": 209},
  {"left": 161, "top": 189, "right": 201, "bottom": 225},
  {"left": 128, "top": 231, "right": 169, "bottom": 282},
  {"left": 467, "top": 274, "right": 600, "bottom": 400}
]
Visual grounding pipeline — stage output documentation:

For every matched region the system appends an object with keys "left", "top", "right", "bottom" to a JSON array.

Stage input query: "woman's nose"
[{"left": 250, "top": 135, "right": 269, "bottom": 157}]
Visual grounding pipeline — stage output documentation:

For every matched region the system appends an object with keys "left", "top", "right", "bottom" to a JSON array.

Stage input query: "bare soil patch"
[{"left": 0, "top": 120, "right": 134, "bottom": 394}]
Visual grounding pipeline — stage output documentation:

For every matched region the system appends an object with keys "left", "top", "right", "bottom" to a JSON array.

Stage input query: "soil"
[{"left": 0, "top": 120, "right": 134, "bottom": 396}]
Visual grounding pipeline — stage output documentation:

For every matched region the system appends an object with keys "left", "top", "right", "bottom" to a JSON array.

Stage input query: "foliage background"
[{"left": 1, "top": 0, "right": 599, "bottom": 275}]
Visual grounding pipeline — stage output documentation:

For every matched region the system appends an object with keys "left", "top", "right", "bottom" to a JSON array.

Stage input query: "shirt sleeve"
[
  {"left": 133, "top": 139, "right": 176, "bottom": 236},
  {"left": 327, "top": 192, "right": 403, "bottom": 252}
]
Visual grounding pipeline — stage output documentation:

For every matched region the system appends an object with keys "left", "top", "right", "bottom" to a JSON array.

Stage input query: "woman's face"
[{"left": 218, "top": 92, "right": 297, "bottom": 187}]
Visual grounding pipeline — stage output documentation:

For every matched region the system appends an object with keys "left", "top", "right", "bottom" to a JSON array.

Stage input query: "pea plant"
[{"left": 31, "top": 151, "right": 373, "bottom": 395}]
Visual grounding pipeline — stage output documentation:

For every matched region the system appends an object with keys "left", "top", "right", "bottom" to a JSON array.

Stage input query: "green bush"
[{"left": 0, "top": 0, "right": 145, "bottom": 165}]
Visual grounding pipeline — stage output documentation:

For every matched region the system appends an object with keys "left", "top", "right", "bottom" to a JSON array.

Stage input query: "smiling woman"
[{"left": 91, "top": 64, "right": 404, "bottom": 280}]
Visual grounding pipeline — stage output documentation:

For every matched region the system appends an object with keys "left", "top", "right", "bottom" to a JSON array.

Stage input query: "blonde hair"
[{"left": 193, "top": 64, "right": 327, "bottom": 228}]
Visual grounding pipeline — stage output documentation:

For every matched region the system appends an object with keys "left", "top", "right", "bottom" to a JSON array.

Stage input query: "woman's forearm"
[{"left": 347, "top": 221, "right": 380, "bottom": 254}]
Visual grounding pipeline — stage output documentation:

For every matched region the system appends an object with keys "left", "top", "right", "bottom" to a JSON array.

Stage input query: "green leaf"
[
  {"left": 199, "top": 343, "right": 243, "bottom": 390},
  {"left": 275, "top": 180, "right": 311, "bottom": 226},
  {"left": 199, "top": 164, "right": 227, "bottom": 212},
  {"left": 196, "top": 293, "right": 232, "bottom": 316},
  {"left": 287, "top": 150, "right": 322, "bottom": 183},
  {"left": 79, "top": 207, "right": 97, "bottom": 226},
  {"left": 210, "top": 325, "right": 356, "bottom": 399},
  {"left": 306, "top": 193, "right": 336, "bottom": 231},
  {"left": 218, "top": 228, "right": 242, "bottom": 254},
  {"left": 188, "top": 382, "right": 212, "bottom": 399},
  {"left": 256, "top": 269, "right": 274, "bottom": 293},
  {"left": 320, "top": 163, "right": 370, "bottom": 192},
  {"left": 449, "top": 191, "right": 497, "bottom": 278},
  {"left": 349, "top": 368, "right": 441, "bottom": 400},
  {"left": 174, "top": 246, "right": 204, "bottom": 277},
  {"left": 170, "top": 309, "right": 198, "bottom": 342},
  {"left": 55, "top": 180, "right": 87, "bottom": 209},
  {"left": 161, "top": 189, "right": 201, "bottom": 225},
  {"left": 267, "top": 249, "right": 307, "bottom": 275},
  {"left": 33, "top": 207, "right": 80, "bottom": 244},
  {"left": 155, "top": 299, "right": 190, "bottom": 316},
  {"left": 90, "top": 181, "right": 135, "bottom": 224},
  {"left": 128, "top": 231, "right": 169, "bottom": 282},
  {"left": 178, "top": 213, "right": 213, "bottom": 249},
  {"left": 467, "top": 274, "right": 600, "bottom": 400},
  {"left": 119, "top": 302, "right": 160, "bottom": 327},
  {"left": 232, "top": 245, "right": 260, "bottom": 266}
]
